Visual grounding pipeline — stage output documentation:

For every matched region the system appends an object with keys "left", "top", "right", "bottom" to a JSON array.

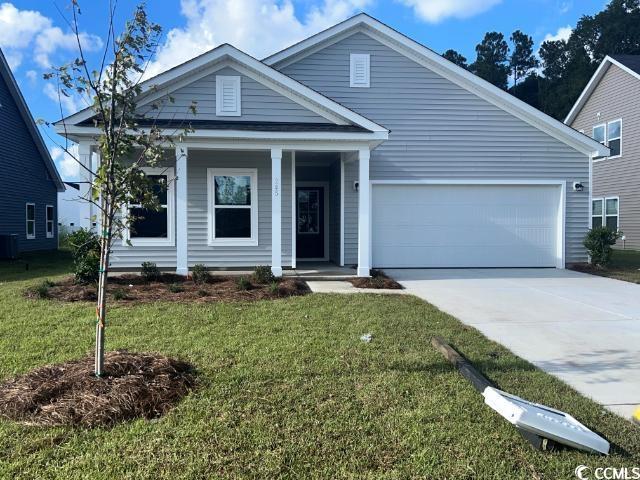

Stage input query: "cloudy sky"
[{"left": 2, "top": 0, "right": 605, "bottom": 179}]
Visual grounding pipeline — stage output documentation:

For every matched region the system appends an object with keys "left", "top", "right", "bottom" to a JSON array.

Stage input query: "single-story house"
[
  {"left": 56, "top": 14, "right": 607, "bottom": 276},
  {"left": 0, "top": 48, "right": 65, "bottom": 255}
]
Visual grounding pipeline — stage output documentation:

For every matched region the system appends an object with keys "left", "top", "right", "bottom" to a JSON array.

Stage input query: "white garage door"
[{"left": 372, "top": 184, "right": 561, "bottom": 268}]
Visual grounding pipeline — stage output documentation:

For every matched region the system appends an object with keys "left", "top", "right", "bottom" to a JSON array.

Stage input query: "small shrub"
[
  {"left": 253, "top": 265, "right": 275, "bottom": 284},
  {"left": 112, "top": 287, "right": 128, "bottom": 300},
  {"left": 168, "top": 283, "right": 183, "bottom": 293},
  {"left": 67, "top": 228, "right": 100, "bottom": 284},
  {"left": 584, "top": 227, "right": 622, "bottom": 267},
  {"left": 141, "top": 262, "right": 161, "bottom": 282},
  {"left": 34, "top": 280, "right": 54, "bottom": 298},
  {"left": 191, "top": 264, "right": 210, "bottom": 285},
  {"left": 236, "top": 276, "right": 251, "bottom": 291},
  {"left": 269, "top": 281, "right": 280, "bottom": 296}
]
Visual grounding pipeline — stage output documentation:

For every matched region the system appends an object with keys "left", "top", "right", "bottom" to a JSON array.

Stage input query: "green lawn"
[
  {"left": 575, "top": 249, "right": 640, "bottom": 284},
  {"left": 0, "top": 252, "right": 638, "bottom": 479}
]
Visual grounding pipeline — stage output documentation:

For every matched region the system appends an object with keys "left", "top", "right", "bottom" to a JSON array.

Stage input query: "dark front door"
[{"left": 296, "top": 186, "right": 324, "bottom": 259}]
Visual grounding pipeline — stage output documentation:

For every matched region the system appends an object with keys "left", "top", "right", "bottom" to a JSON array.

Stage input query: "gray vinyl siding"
[
  {"left": 570, "top": 64, "right": 640, "bottom": 249},
  {"left": 138, "top": 66, "right": 330, "bottom": 124},
  {"left": 343, "top": 159, "right": 359, "bottom": 265},
  {"left": 0, "top": 72, "right": 58, "bottom": 252},
  {"left": 279, "top": 31, "right": 591, "bottom": 263}
]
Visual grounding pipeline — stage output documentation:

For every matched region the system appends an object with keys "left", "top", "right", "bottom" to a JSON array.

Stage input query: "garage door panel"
[{"left": 372, "top": 184, "right": 560, "bottom": 268}]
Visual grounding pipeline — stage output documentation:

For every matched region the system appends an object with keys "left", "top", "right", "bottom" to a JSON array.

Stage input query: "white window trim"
[
  {"left": 45, "top": 204, "right": 54, "bottom": 238},
  {"left": 25, "top": 203, "right": 35, "bottom": 239},
  {"left": 591, "top": 198, "right": 603, "bottom": 228},
  {"left": 605, "top": 196, "right": 620, "bottom": 231},
  {"left": 215, "top": 75, "right": 241, "bottom": 116},
  {"left": 122, "top": 167, "right": 175, "bottom": 247},
  {"left": 592, "top": 119, "right": 622, "bottom": 162},
  {"left": 207, "top": 168, "right": 258, "bottom": 246},
  {"left": 350, "top": 53, "right": 370, "bottom": 88},
  {"left": 606, "top": 118, "right": 622, "bottom": 159}
]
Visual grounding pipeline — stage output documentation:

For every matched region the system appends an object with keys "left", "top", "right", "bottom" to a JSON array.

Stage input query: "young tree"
[
  {"left": 509, "top": 30, "right": 538, "bottom": 87},
  {"left": 470, "top": 32, "right": 510, "bottom": 89},
  {"left": 45, "top": 2, "right": 194, "bottom": 376},
  {"left": 442, "top": 49, "right": 468, "bottom": 69}
]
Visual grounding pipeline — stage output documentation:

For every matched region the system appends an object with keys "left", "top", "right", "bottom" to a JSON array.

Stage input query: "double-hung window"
[
  {"left": 46, "top": 205, "right": 54, "bottom": 238},
  {"left": 607, "top": 120, "right": 621, "bottom": 157},
  {"left": 592, "top": 120, "right": 622, "bottom": 158},
  {"left": 123, "top": 167, "right": 175, "bottom": 246},
  {"left": 207, "top": 168, "right": 258, "bottom": 245},
  {"left": 25, "top": 203, "right": 35, "bottom": 239},
  {"left": 605, "top": 197, "right": 619, "bottom": 231},
  {"left": 592, "top": 197, "right": 619, "bottom": 231}
]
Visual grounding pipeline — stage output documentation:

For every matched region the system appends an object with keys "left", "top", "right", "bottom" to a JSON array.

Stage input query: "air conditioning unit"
[{"left": 0, "top": 234, "right": 19, "bottom": 259}]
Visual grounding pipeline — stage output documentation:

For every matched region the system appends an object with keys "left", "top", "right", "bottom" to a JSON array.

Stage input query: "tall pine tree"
[
  {"left": 470, "top": 32, "right": 510, "bottom": 89},
  {"left": 510, "top": 30, "right": 539, "bottom": 87}
]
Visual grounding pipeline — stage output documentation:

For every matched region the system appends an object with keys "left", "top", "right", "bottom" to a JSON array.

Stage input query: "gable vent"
[
  {"left": 350, "top": 54, "right": 370, "bottom": 88},
  {"left": 216, "top": 75, "right": 241, "bottom": 116}
]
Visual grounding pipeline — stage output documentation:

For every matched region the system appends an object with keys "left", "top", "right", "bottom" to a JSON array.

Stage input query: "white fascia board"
[
  {"left": 265, "top": 13, "right": 608, "bottom": 158},
  {"left": 55, "top": 125, "right": 387, "bottom": 143},
  {"left": 564, "top": 58, "right": 611, "bottom": 125},
  {"left": 57, "top": 44, "right": 387, "bottom": 135},
  {"left": 565, "top": 56, "right": 640, "bottom": 125}
]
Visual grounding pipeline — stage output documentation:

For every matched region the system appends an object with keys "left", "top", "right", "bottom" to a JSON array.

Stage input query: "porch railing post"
[
  {"left": 175, "top": 145, "right": 188, "bottom": 276},
  {"left": 357, "top": 148, "right": 371, "bottom": 277},
  {"left": 271, "top": 148, "right": 283, "bottom": 277}
]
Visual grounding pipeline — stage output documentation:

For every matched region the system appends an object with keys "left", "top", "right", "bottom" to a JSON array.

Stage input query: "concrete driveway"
[{"left": 387, "top": 268, "right": 640, "bottom": 419}]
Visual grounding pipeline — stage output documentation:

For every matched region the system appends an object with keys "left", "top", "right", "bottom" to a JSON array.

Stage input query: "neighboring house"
[
  {"left": 0, "top": 49, "right": 65, "bottom": 253},
  {"left": 58, "top": 182, "right": 82, "bottom": 233},
  {"left": 566, "top": 55, "right": 640, "bottom": 250},
  {"left": 56, "top": 14, "right": 606, "bottom": 276}
]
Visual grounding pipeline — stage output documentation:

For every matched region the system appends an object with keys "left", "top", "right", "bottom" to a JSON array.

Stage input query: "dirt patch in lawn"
[
  {"left": 349, "top": 270, "right": 403, "bottom": 290},
  {"left": 0, "top": 351, "right": 196, "bottom": 428},
  {"left": 25, "top": 274, "right": 310, "bottom": 303}
]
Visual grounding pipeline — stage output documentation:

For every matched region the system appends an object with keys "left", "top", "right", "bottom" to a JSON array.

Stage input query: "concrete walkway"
[
  {"left": 386, "top": 268, "right": 640, "bottom": 419},
  {"left": 307, "top": 280, "right": 407, "bottom": 295}
]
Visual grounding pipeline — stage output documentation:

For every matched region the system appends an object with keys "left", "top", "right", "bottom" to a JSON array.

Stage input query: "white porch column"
[
  {"left": 290, "top": 151, "right": 296, "bottom": 269},
  {"left": 271, "top": 148, "right": 283, "bottom": 277},
  {"left": 357, "top": 148, "right": 371, "bottom": 277},
  {"left": 77, "top": 141, "right": 93, "bottom": 230},
  {"left": 175, "top": 145, "right": 188, "bottom": 276}
]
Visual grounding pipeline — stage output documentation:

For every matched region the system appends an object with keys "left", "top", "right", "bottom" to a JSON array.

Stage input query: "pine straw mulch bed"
[
  {"left": 349, "top": 270, "right": 403, "bottom": 290},
  {"left": 0, "top": 351, "right": 196, "bottom": 428},
  {"left": 25, "top": 273, "right": 310, "bottom": 303}
]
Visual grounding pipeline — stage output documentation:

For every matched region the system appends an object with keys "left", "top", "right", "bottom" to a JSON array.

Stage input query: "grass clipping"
[{"left": 0, "top": 351, "right": 196, "bottom": 428}]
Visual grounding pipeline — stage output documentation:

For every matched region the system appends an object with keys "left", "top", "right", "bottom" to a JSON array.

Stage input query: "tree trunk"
[{"left": 95, "top": 197, "right": 112, "bottom": 377}]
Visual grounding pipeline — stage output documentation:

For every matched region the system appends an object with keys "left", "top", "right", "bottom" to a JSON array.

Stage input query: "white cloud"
[
  {"left": 558, "top": 1, "right": 572, "bottom": 14},
  {"left": 50, "top": 144, "right": 80, "bottom": 179},
  {"left": 0, "top": 2, "right": 102, "bottom": 70},
  {"left": 398, "top": 0, "right": 502, "bottom": 23},
  {"left": 25, "top": 69, "right": 37, "bottom": 83},
  {"left": 543, "top": 25, "right": 572, "bottom": 43},
  {"left": 144, "top": 0, "right": 371, "bottom": 79},
  {"left": 43, "top": 82, "right": 87, "bottom": 115}
]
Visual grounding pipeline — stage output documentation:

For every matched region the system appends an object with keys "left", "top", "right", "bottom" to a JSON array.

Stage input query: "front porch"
[
  {"left": 172, "top": 143, "right": 373, "bottom": 278},
  {"left": 79, "top": 141, "right": 375, "bottom": 278}
]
